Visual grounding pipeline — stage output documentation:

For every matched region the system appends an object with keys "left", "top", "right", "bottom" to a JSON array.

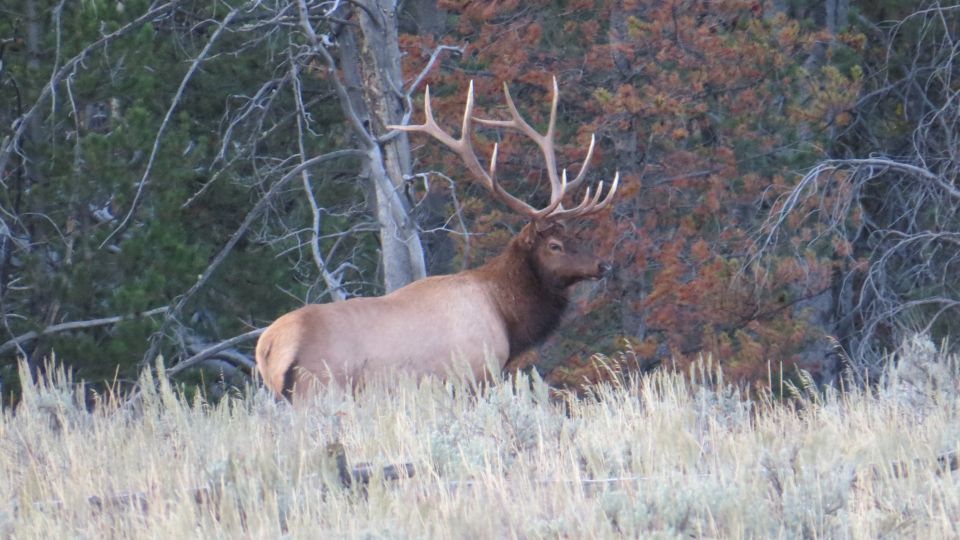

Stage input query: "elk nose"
[{"left": 598, "top": 261, "right": 613, "bottom": 276}]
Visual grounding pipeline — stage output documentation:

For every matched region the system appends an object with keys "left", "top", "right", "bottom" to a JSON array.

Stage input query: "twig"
[
  {"left": 167, "top": 328, "right": 264, "bottom": 376},
  {"left": 0, "top": 306, "right": 169, "bottom": 356},
  {"left": 296, "top": 0, "right": 373, "bottom": 150},
  {"left": 391, "top": 44, "right": 465, "bottom": 131},
  {"left": 414, "top": 171, "right": 472, "bottom": 270},
  {"left": 139, "top": 149, "right": 365, "bottom": 369},
  {"left": 102, "top": 7, "right": 241, "bottom": 248},
  {"left": 290, "top": 58, "right": 348, "bottom": 301},
  {"left": 0, "top": 0, "right": 184, "bottom": 175}
]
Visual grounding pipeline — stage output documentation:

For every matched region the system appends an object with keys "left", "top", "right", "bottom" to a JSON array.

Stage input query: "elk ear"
[
  {"left": 518, "top": 222, "right": 539, "bottom": 249},
  {"left": 534, "top": 219, "right": 566, "bottom": 236}
]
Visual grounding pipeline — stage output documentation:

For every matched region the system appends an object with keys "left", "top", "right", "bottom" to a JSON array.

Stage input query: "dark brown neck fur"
[{"left": 469, "top": 237, "right": 568, "bottom": 357}]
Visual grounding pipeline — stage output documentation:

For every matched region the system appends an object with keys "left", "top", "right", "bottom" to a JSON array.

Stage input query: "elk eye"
[{"left": 549, "top": 242, "right": 563, "bottom": 253}]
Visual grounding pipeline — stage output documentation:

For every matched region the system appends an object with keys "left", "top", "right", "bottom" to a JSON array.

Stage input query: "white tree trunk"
[{"left": 341, "top": 0, "right": 427, "bottom": 292}]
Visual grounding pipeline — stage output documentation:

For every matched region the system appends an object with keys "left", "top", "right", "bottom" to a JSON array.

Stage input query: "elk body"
[{"left": 256, "top": 79, "right": 618, "bottom": 400}]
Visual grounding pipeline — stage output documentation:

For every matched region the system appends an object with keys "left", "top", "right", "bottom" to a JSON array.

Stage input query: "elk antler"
[{"left": 387, "top": 77, "right": 618, "bottom": 221}]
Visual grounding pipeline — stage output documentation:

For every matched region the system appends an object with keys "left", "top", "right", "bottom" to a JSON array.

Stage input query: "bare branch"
[
  {"left": 0, "top": 306, "right": 169, "bottom": 356},
  {"left": 101, "top": 7, "right": 241, "bottom": 248},
  {"left": 140, "top": 148, "right": 365, "bottom": 368},
  {"left": 166, "top": 328, "right": 263, "bottom": 376},
  {"left": 0, "top": 0, "right": 184, "bottom": 175},
  {"left": 389, "top": 44, "right": 465, "bottom": 133},
  {"left": 291, "top": 58, "right": 347, "bottom": 302},
  {"left": 297, "top": 0, "right": 374, "bottom": 149}
]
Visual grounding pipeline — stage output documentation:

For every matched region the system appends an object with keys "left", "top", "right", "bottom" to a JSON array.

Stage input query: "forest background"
[{"left": 0, "top": 0, "right": 956, "bottom": 402}]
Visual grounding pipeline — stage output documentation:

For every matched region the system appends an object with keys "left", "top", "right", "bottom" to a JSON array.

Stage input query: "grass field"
[{"left": 2, "top": 337, "right": 959, "bottom": 538}]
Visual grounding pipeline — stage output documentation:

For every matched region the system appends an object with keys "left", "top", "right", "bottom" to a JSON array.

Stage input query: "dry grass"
[{"left": 2, "top": 339, "right": 959, "bottom": 538}]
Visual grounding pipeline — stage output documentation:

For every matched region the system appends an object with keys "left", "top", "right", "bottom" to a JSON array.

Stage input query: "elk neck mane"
[{"left": 469, "top": 234, "right": 568, "bottom": 357}]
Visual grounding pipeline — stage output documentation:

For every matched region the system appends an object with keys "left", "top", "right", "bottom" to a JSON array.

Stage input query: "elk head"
[{"left": 518, "top": 220, "right": 613, "bottom": 292}]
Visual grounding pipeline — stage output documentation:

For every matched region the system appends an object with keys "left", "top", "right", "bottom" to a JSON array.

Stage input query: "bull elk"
[{"left": 256, "top": 78, "right": 619, "bottom": 400}]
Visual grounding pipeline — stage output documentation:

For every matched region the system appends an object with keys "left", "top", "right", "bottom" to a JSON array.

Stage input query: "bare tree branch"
[
  {"left": 390, "top": 44, "right": 465, "bottom": 133},
  {"left": 166, "top": 328, "right": 263, "bottom": 376},
  {"left": 0, "top": 306, "right": 169, "bottom": 356},
  {"left": 291, "top": 58, "right": 348, "bottom": 301},
  {"left": 0, "top": 0, "right": 184, "bottom": 176},
  {"left": 101, "top": 7, "right": 241, "bottom": 248},
  {"left": 141, "top": 148, "right": 364, "bottom": 369}
]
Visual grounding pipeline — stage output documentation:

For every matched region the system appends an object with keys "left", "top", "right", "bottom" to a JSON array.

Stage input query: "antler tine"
[
  {"left": 547, "top": 78, "right": 561, "bottom": 199},
  {"left": 529, "top": 172, "right": 566, "bottom": 219},
  {"left": 593, "top": 171, "right": 620, "bottom": 211},
  {"left": 572, "top": 186, "right": 595, "bottom": 213},
  {"left": 545, "top": 171, "right": 620, "bottom": 220},
  {"left": 563, "top": 133, "right": 596, "bottom": 191},
  {"left": 388, "top": 85, "right": 459, "bottom": 152},
  {"left": 547, "top": 75, "right": 559, "bottom": 140},
  {"left": 474, "top": 78, "right": 566, "bottom": 206},
  {"left": 387, "top": 81, "right": 545, "bottom": 220},
  {"left": 488, "top": 143, "right": 499, "bottom": 182},
  {"left": 486, "top": 140, "right": 509, "bottom": 198},
  {"left": 461, "top": 80, "right": 476, "bottom": 147},
  {"left": 590, "top": 181, "right": 605, "bottom": 207}
]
